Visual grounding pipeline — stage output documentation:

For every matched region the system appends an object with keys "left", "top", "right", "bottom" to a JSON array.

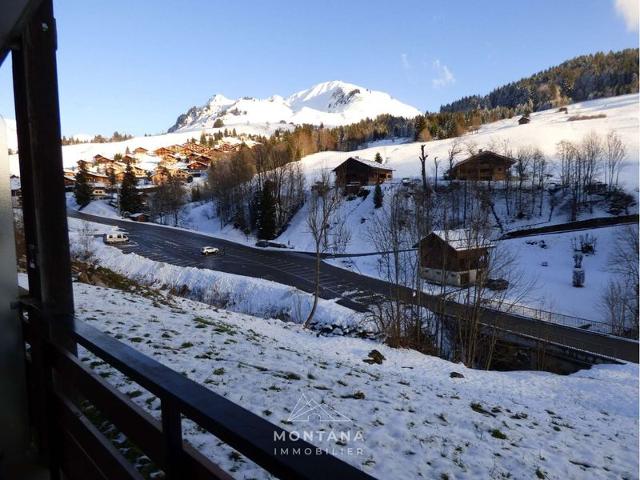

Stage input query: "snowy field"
[
  {"left": 293, "top": 93, "right": 639, "bottom": 190},
  {"left": 60, "top": 279, "right": 639, "bottom": 479}
]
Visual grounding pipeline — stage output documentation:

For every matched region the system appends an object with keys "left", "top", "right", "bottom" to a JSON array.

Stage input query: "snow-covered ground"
[
  {"left": 294, "top": 94, "right": 639, "bottom": 190},
  {"left": 59, "top": 278, "right": 638, "bottom": 479}
]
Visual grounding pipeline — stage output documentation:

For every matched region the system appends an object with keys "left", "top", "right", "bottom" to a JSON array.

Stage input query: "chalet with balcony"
[
  {"left": 332, "top": 156, "right": 393, "bottom": 189},
  {"left": 186, "top": 159, "right": 210, "bottom": 172},
  {"left": 448, "top": 150, "right": 515, "bottom": 182},
  {"left": 417, "top": 229, "right": 493, "bottom": 286},
  {"left": 63, "top": 169, "right": 76, "bottom": 190},
  {"left": 122, "top": 154, "right": 137, "bottom": 164},
  {"left": 92, "top": 154, "right": 112, "bottom": 165},
  {"left": 152, "top": 165, "right": 192, "bottom": 184},
  {"left": 153, "top": 146, "right": 173, "bottom": 157}
]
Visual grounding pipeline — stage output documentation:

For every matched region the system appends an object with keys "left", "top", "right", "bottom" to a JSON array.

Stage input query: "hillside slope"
[
  {"left": 441, "top": 48, "right": 639, "bottom": 113},
  {"left": 62, "top": 277, "right": 639, "bottom": 480}
]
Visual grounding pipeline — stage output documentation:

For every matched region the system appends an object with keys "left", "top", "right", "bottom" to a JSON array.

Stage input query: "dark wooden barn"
[
  {"left": 418, "top": 229, "right": 493, "bottom": 286},
  {"left": 448, "top": 150, "right": 516, "bottom": 182},
  {"left": 332, "top": 156, "right": 393, "bottom": 189}
]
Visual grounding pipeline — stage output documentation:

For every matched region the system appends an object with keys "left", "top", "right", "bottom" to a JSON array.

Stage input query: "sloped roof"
[
  {"left": 430, "top": 229, "right": 494, "bottom": 251},
  {"left": 333, "top": 156, "right": 393, "bottom": 172},
  {"left": 452, "top": 150, "right": 516, "bottom": 170}
]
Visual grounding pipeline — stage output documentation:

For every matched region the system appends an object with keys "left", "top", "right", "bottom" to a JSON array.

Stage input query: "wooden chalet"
[
  {"left": 76, "top": 159, "right": 90, "bottom": 169},
  {"left": 186, "top": 159, "right": 210, "bottom": 172},
  {"left": 153, "top": 146, "right": 173, "bottom": 157},
  {"left": 518, "top": 115, "right": 531, "bottom": 125},
  {"left": 63, "top": 169, "right": 76, "bottom": 189},
  {"left": 214, "top": 143, "right": 240, "bottom": 153},
  {"left": 121, "top": 154, "right": 137, "bottom": 164},
  {"left": 92, "top": 154, "right": 111, "bottom": 165},
  {"left": 332, "top": 156, "right": 393, "bottom": 189},
  {"left": 418, "top": 229, "right": 493, "bottom": 286},
  {"left": 448, "top": 150, "right": 515, "bottom": 182},
  {"left": 84, "top": 171, "right": 110, "bottom": 184},
  {"left": 152, "top": 165, "right": 192, "bottom": 185},
  {"left": 133, "top": 147, "right": 148, "bottom": 155}
]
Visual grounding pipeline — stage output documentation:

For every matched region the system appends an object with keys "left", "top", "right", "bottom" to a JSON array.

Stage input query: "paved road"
[
  {"left": 69, "top": 210, "right": 639, "bottom": 363},
  {"left": 500, "top": 214, "right": 638, "bottom": 239}
]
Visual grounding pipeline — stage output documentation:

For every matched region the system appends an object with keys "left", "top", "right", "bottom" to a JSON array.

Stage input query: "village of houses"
[{"left": 9, "top": 139, "right": 242, "bottom": 220}]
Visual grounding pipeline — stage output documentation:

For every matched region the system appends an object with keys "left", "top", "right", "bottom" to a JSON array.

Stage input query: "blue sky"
[{"left": 0, "top": 0, "right": 637, "bottom": 136}]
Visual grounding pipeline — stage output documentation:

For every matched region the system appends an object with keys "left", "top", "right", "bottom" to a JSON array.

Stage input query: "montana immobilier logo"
[{"left": 273, "top": 393, "right": 365, "bottom": 458}]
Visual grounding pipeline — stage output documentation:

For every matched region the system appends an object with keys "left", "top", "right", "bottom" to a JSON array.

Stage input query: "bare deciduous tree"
[
  {"left": 604, "top": 130, "right": 625, "bottom": 192},
  {"left": 446, "top": 139, "right": 462, "bottom": 176},
  {"left": 305, "top": 170, "right": 342, "bottom": 327},
  {"left": 602, "top": 226, "right": 639, "bottom": 338},
  {"left": 418, "top": 145, "right": 430, "bottom": 193}
]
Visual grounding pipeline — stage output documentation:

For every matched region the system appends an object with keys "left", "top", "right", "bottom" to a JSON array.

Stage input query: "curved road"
[{"left": 69, "top": 210, "right": 639, "bottom": 363}]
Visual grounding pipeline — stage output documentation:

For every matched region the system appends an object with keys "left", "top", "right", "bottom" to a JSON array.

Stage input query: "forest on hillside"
[{"left": 440, "top": 49, "right": 639, "bottom": 114}]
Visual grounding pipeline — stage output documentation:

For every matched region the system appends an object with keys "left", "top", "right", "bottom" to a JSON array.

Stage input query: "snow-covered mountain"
[{"left": 167, "top": 81, "right": 422, "bottom": 132}]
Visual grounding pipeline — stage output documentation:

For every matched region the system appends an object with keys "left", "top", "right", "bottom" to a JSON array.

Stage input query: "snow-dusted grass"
[{"left": 69, "top": 280, "right": 639, "bottom": 480}]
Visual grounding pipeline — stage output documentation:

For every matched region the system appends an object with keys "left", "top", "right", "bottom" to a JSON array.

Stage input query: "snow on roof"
[
  {"left": 431, "top": 229, "right": 494, "bottom": 251},
  {"left": 452, "top": 150, "right": 516, "bottom": 169},
  {"left": 334, "top": 156, "right": 393, "bottom": 171}
]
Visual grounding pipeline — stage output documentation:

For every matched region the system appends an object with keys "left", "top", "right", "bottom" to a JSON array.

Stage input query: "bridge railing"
[{"left": 482, "top": 299, "right": 619, "bottom": 336}]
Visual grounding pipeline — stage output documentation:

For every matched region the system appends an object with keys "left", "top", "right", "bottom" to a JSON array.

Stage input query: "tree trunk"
[{"left": 304, "top": 242, "right": 322, "bottom": 327}]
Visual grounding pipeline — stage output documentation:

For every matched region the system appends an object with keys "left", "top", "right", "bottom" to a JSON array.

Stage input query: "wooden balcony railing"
[{"left": 19, "top": 297, "right": 374, "bottom": 480}]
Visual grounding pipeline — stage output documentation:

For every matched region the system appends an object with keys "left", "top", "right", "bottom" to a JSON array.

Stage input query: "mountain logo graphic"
[{"left": 287, "top": 394, "right": 351, "bottom": 423}]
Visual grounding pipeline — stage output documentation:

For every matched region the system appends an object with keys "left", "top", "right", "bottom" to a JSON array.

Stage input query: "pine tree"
[
  {"left": 74, "top": 161, "right": 93, "bottom": 207},
  {"left": 199, "top": 132, "right": 207, "bottom": 144},
  {"left": 119, "top": 163, "right": 141, "bottom": 214},
  {"left": 258, "top": 181, "right": 277, "bottom": 239},
  {"left": 373, "top": 183, "right": 383, "bottom": 209},
  {"left": 107, "top": 168, "right": 117, "bottom": 190},
  {"left": 374, "top": 152, "right": 383, "bottom": 163},
  {"left": 414, "top": 115, "right": 427, "bottom": 141}
]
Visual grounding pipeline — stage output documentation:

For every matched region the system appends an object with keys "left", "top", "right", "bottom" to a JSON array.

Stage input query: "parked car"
[
  {"left": 103, "top": 232, "right": 129, "bottom": 244},
  {"left": 255, "top": 241, "right": 287, "bottom": 249},
  {"left": 486, "top": 278, "right": 509, "bottom": 291},
  {"left": 201, "top": 246, "right": 220, "bottom": 255}
]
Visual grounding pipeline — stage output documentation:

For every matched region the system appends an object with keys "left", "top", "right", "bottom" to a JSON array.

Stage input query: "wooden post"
[
  {"left": 11, "top": 1, "right": 74, "bottom": 477},
  {"left": 17, "top": 0, "right": 74, "bottom": 318}
]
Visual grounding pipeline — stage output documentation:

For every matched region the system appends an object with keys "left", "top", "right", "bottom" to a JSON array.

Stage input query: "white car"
[
  {"left": 103, "top": 233, "right": 129, "bottom": 244},
  {"left": 201, "top": 246, "right": 220, "bottom": 255}
]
